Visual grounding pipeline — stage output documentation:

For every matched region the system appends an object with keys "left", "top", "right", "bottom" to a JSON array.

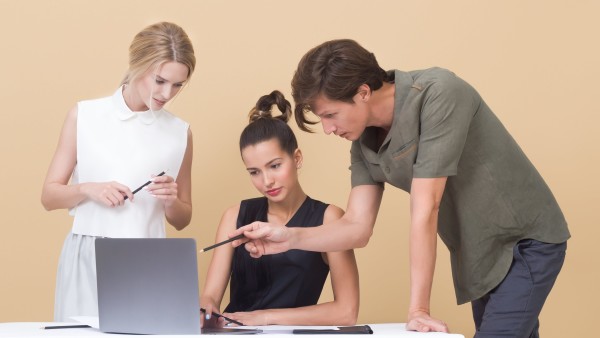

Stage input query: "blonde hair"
[{"left": 121, "top": 22, "right": 196, "bottom": 86}]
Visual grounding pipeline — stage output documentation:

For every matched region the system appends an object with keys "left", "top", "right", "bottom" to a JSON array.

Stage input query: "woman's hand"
[
  {"left": 146, "top": 173, "right": 178, "bottom": 206},
  {"left": 222, "top": 310, "right": 269, "bottom": 326},
  {"left": 200, "top": 300, "right": 225, "bottom": 329},
  {"left": 81, "top": 181, "right": 133, "bottom": 207}
]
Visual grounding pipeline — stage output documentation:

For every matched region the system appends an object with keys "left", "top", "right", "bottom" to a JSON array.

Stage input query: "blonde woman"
[{"left": 41, "top": 22, "right": 196, "bottom": 321}]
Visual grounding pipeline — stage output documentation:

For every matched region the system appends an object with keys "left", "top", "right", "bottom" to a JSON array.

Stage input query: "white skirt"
[{"left": 54, "top": 233, "right": 99, "bottom": 322}]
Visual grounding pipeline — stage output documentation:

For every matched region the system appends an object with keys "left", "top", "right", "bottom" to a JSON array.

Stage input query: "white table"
[{"left": 0, "top": 322, "right": 464, "bottom": 337}]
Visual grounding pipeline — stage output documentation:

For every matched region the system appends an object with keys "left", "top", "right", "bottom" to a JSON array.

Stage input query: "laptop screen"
[{"left": 95, "top": 238, "right": 201, "bottom": 335}]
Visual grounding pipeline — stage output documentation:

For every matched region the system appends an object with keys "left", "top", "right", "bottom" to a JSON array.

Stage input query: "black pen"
[
  {"left": 124, "top": 170, "right": 167, "bottom": 200},
  {"left": 200, "top": 308, "right": 244, "bottom": 326},
  {"left": 43, "top": 324, "right": 91, "bottom": 330},
  {"left": 198, "top": 234, "right": 245, "bottom": 253}
]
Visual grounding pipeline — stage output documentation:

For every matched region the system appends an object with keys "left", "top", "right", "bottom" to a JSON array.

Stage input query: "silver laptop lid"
[{"left": 95, "top": 238, "right": 200, "bottom": 335}]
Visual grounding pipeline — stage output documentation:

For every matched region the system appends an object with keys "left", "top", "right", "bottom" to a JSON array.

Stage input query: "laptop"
[
  {"left": 95, "top": 238, "right": 262, "bottom": 335},
  {"left": 95, "top": 238, "right": 202, "bottom": 335}
]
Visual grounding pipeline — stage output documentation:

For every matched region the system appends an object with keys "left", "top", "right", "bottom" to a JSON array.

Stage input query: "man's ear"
[{"left": 357, "top": 84, "right": 371, "bottom": 102}]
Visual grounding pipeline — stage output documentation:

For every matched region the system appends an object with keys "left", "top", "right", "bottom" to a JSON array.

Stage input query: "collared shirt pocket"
[
  {"left": 364, "top": 158, "right": 387, "bottom": 183},
  {"left": 386, "top": 138, "right": 418, "bottom": 192}
]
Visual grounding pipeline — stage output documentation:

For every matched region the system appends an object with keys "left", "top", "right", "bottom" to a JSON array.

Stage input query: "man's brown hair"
[{"left": 291, "top": 39, "right": 389, "bottom": 132}]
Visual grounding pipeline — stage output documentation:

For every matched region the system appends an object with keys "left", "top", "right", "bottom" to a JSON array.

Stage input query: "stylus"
[
  {"left": 124, "top": 170, "right": 167, "bottom": 200},
  {"left": 43, "top": 324, "right": 91, "bottom": 330},
  {"left": 200, "top": 308, "right": 244, "bottom": 326},
  {"left": 198, "top": 234, "right": 245, "bottom": 253}
]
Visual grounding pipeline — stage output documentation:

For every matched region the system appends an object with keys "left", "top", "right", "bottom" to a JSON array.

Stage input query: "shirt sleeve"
[
  {"left": 413, "top": 72, "right": 479, "bottom": 178},
  {"left": 349, "top": 141, "right": 383, "bottom": 187}
]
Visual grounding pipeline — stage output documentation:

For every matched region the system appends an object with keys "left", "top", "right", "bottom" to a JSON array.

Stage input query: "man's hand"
[
  {"left": 406, "top": 309, "right": 449, "bottom": 333},
  {"left": 230, "top": 222, "right": 294, "bottom": 258}
]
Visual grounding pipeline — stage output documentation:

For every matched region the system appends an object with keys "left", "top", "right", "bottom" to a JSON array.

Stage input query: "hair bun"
[
  {"left": 249, "top": 109, "right": 273, "bottom": 123},
  {"left": 248, "top": 90, "right": 292, "bottom": 124}
]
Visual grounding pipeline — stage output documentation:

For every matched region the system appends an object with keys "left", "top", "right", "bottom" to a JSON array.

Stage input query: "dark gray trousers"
[{"left": 471, "top": 239, "right": 567, "bottom": 338}]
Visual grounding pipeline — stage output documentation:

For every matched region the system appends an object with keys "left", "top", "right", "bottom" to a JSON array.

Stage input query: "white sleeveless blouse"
[{"left": 70, "top": 87, "right": 189, "bottom": 238}]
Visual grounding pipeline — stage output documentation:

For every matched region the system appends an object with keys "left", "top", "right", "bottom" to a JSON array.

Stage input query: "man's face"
[{"left": 311, "top": 93, "right": 369, "bottom": 141}]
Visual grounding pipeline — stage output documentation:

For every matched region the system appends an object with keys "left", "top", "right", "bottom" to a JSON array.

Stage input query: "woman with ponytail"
[{"left": 200, "top": 91, "right": 359, "bottom": 327}]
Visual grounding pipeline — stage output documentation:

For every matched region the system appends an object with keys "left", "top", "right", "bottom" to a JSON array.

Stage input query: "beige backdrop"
[{"left": 1, "top": 1, "right": 598, "bottom": 337}]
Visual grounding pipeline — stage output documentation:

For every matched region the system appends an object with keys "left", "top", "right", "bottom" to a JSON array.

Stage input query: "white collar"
[{"left": 112, "top": 86, "right": 163, "bottom": 125}]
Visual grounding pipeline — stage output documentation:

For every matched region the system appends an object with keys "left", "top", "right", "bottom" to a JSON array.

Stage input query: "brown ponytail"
[
  {"left": 248, "top": 90, "right": 292, "bottom": 123},
  {"left": 240, "top": 91, "right": 298, "bottom": 156}
]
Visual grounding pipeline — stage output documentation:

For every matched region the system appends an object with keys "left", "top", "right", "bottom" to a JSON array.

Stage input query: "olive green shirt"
[{"left": 350, "top": 68, "right": 570, "bottom": 304}]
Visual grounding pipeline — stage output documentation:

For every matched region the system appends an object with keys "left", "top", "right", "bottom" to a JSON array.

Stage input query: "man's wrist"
[{"left": 408, "top": 307, "right": 430, "bottom": 316}]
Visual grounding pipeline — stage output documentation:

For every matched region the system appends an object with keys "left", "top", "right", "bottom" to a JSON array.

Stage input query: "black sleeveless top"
[{"left": 224, "top": 196, "right": 330, "bottom": 312}]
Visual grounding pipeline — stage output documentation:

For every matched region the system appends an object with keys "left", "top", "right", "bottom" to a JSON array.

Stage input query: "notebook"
[{"left": 95, "top": 238, "right": 202, "bottom": 335}]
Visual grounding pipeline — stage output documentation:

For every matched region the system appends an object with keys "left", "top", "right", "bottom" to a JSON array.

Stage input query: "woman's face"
[
  {"left": 241, "top": 139, "right": 302, "bottom": 203},
  {"left": 127, "top": 61, "right": 189, "bottom": 111}
]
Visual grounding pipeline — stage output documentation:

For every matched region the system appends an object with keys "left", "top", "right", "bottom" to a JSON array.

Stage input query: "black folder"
[{"left": 292, "top": 325, "right": 373, "bottom": 334}]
